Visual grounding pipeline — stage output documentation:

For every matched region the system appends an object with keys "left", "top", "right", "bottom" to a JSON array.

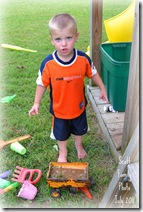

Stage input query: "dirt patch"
[{"left": 49, "top": 166, "right": 88, "bottom": 180}]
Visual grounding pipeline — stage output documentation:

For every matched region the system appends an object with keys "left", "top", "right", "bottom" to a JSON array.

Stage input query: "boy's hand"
[
  {"left": 29, "top": 103, "right": 40, "bottom": 116},
  {"left": 99, "top": 88, "right": 108, "bottom": 102},
  {"left": 92, "top": 73, "right": 108, "bottom": 102}
]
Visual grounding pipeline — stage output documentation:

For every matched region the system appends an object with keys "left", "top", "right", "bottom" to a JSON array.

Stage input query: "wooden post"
[
  {"left": 89, "top": 0, "right": 102, "bottom": 86},
  {"left": 121, "top": 0, "right": 139, "bottom": 153}
]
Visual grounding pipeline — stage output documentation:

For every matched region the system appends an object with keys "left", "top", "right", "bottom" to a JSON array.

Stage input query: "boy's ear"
[
  {"left": 75, "top": 32, "right": 79, "bottom": 42},
  {"left": 49, "top": 35, "right": 54, "bottom": 45}
]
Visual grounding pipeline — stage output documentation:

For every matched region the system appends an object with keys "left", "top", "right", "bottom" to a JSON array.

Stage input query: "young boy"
[{"left": 29, "top": 13, "right": 108, "bottom": 162}]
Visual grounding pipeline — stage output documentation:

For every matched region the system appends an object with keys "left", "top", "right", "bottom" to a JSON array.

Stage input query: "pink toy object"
[
  {"left": 11, "top": 166, "right": 42, "bottom": 184},
  {"left": 17, "top": 180, "right": 38, "bottom": 200}
]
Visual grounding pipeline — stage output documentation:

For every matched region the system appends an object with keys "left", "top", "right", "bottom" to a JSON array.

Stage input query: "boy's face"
[{"left": 50, "top": 27, "right": 79, "bottom": 61}]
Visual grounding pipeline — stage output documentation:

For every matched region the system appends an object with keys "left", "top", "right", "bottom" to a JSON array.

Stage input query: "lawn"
[{"left": 0, "top": 0, "right": 131, "bottom": 208}]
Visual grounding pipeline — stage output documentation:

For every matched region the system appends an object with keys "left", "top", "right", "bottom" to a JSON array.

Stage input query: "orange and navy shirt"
[{"left": 36, "top": 48, "right": 97, "bottom": 119}]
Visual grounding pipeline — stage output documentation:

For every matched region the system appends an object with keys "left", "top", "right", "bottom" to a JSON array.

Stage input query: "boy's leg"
[
  {"left": 74, "top": 135, "right": 87, "bottom": 159},
  {"left": 57, "top": 140, "right": 67, "bottom": 162},
  {"left": 53, "top": 116, "right": 70, "bottom": 162}
]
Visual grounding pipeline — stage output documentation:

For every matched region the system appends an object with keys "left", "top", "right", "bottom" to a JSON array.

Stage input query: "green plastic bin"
[{"left": 100, "top": 42, "right": 132, "bottom": 111}]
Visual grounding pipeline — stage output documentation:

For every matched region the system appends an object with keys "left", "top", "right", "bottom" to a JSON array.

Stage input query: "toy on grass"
[
  {"left": 47, "top": 162, "right": 94, "bottom": 199},
  {"left": 0, "top": 134, "right": 30, "bottom": 149},
  {"left": 0, "top": 182, "right": 19, "bottom": 195},
  {"left": 0, "top": 170, "right": 11, "bottom": 179},
  {"left": 17, "top": 180, "right": 38, "bottom": 200},
  {"left": 79, "top": 186, "right": 93, "bottom": 200},
  {"left": 0, "top": 95, "right": 16, "bottom": 103},
  {"left": 1, "top": 44, "right": 37, "bottom": 53},
  {"left": 11, "top": 166, "right": 42, "bottom": 184},
  {"left": 53, "top": 144, "right": 58, "bottom": 151},
  {"left": 10, "top": 142, "right": 26, "bottom": 155},
  {"left": 0, "top": 178, "right": 11, "bottom": 189}
]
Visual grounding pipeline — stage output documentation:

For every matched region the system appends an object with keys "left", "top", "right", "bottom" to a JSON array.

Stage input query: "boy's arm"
[
  {"left": 34, "top": 85, "right": 46, "bottom": 104},
  {"left": 92, "top": 73, "right": 108, "bottom": 102},
  {"left": 29, "top": 85, "right": 46, "bottom": 116}
]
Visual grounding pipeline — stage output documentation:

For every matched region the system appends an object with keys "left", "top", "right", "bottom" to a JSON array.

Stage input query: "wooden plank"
[
  {"left": 90, "top": 87, "right": 100, "bottom": 94},
  {"left": 93, "top": 96, "right": 107, "bottom": 105},
  {"left": 108, "top": 123, "right": 124, "bottom": 138},
  {"left": 87, "top": 85, "right": 124, "bottom": 151},
  {"left": 127, "top": 162, "right": 139, "bottom": 199},
  {"left": 107, "top": 123, "right": 124, "bottom": 150},
  {"left": 107, "top": 123, "right": 124, "bottom": 134},
  {"left": 102, "top": 113, "right": 125, "bottom": 124},
  {"left": 121, "top": 0, "right": 139, "bottom": 152},
  {"left": 87, "top": 85, "right": 120, "bottom": 160},
  {"left": 110, "top": 134, "right": 122, "bottom": 151},
  {"left": 89, "top": 86, "right": 98, "bottom": 91},
  {"left": 98, "top": 123, "right": 139, "bottom": 208}
]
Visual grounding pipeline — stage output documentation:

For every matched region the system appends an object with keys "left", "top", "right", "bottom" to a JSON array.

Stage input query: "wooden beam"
[
  {"left": 121, "top": 0, "right": 139, "bottom": 153},
  {"left": 127, "top": 162, "right": 139, "bottom": 199},
  {"left": 87, "top": 85, "right": 121, "bottom": 161},
  {"left": 90, "top": 0, "right": 102, "bottom": 86},
  {"left": 98, "top": 123, "right": 139, "bottom": 208}
]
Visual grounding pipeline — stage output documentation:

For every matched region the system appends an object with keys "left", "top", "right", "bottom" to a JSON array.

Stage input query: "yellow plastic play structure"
[
  {"left": 86, "top": 45, "right": 90, "bottom": 56},
  {"left": 104, "top": 0, "right": 135, "bottom": 42},
  {"left": 86, "top": 1, "right": 135, "bottom": 56}
]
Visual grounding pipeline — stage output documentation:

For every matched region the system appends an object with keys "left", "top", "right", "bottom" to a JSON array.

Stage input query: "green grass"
[{"left": 0, "top": 0, "right": 131, "bottom": 208}]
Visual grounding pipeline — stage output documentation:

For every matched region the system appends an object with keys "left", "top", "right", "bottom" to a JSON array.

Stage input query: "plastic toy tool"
[
  {"left": 0, "top": 95, "right": 16, "bottom": 103},
  {"left": 1, "top": 44, "right": 37, "bottom": 53},
  {"left": 0, "top": 182, "right": 19, "bottom": 195},
  {"left": 11, "top": 166, "right": 42, "bottom": 184},
  {"left": 79, "top": 186, "right": 93, "bottom": 199},
  {"left": 0, "top": 170, "right": 11, "bottom": 179},
  {"left": 0, "top": 134, "right": 30, "bottom": 149}
]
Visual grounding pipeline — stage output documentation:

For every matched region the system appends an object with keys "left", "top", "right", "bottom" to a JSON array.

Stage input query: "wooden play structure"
[{"left": 88, "top": 0, "right": 139, "bottom": 208}]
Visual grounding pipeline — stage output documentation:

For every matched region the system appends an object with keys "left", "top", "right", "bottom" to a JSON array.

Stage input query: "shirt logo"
[
  {"left": 79, "top": 101, "right": 84, "bottom": 109},
  {"left": 56, "top": 75, "right": 82, "bottom": 82}
]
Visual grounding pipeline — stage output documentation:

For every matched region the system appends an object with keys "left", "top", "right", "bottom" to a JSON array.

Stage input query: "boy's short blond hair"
[{"left": 48, "top": 13, "right": 77, "bottom": 35}]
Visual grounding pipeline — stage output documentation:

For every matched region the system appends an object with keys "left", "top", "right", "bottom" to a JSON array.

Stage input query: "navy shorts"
[{"left": 53, "top": 110, "right": 88, "bottom": 141}]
